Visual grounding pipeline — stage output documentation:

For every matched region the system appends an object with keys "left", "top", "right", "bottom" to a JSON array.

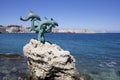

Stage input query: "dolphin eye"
[{"left": 51, "top": 18, "right": 53, "bottom": 21}]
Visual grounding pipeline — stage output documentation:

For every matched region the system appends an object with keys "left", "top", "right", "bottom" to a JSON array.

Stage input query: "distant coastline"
[
  {"left": 0, "top": 25, "right": 30, "bottom": 33},
  {"left": 0, "top": 25, "right": 106, "bottom": 34}
]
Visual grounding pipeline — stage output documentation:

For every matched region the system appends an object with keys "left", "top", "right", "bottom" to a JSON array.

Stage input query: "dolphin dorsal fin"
[
  {"left": 29, "top": 10, "right": 34, "bottom": 13},
  {"left": 44, "top": 17, "right": 48, "bottom": 20}
]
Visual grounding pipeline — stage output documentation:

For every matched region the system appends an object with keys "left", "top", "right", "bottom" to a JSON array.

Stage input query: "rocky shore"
[
  {"left": 0, "top": 53, "right": 29, "bottom": 80},
  {"left": 0, "top": 40, "right": 93, "bottom": 80},
  {"left": 0, "top": 54, "right": 23, "bottom": 59},
  {"left": 22, "top": 39, "right": 92, "bottom": 80}
]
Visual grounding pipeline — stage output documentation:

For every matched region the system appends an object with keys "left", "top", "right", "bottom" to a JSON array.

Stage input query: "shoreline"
[
  {"left": 0, "top": 53, "right": 28, "bottom": 80},
  {"left": 0, "top": 32, "right": 96, "bottom": 34},
  {"left": 0, "top": 53, "right": 24, "bottom": 59},
  {"left": 0, "top": 53, "right": 93, "bottom": 80}
]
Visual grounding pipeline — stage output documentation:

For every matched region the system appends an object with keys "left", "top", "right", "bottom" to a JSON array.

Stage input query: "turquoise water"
[{"left": 0, "top": 33, "right": 120, "bottom": 80}]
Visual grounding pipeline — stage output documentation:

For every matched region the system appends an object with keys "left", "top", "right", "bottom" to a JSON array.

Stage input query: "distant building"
[
  {"left": 6, "top": 25, "right": 21, "bottom": 33},
  {"left": 5, "top": 25, "right": 30, "bottom": 33},
  {"left": 52, "top": 28, "right": 95, "bottom": 33},
  {"left": 0, "top": 27, "right": 6, "bottom": 33}
]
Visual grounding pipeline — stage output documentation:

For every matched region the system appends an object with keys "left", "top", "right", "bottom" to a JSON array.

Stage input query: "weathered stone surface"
[{"left": 23, "top": 39, "right": 92, "bottom": 80}]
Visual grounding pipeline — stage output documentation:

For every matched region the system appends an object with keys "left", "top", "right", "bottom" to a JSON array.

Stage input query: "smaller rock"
[
  {"left": 0, "top": 54, "right": 23, "bottom": 59},
  {"left": 18, "top": 73, "right": 32, "bottom": 80},
  {"left": 116, "top": 70, "right": 120, "bottom": 76},
  {"left": 3, "top": 74, "right": 17, "bottom": 80},
  {"left": 1, "top": 70, "right": 10, "bottom": 74},
  {"left": 11, "top": 67, "right": 17, "bottom": 72},
  {"left": 0, "top": 72, "right": 6, "bottom": 79}
]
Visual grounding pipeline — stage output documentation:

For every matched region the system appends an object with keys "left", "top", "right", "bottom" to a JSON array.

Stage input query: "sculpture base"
[{"left": 22, "top": 39, "right": 92, "bottom": 80}]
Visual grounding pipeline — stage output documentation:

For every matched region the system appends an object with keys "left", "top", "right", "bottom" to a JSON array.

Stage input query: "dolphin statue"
[
  {"left": 39, "top": 18, "right": 58, "bottom": 28},
  {"left": 20, "top": 11, "right": 41, "bottom": 21},
  {"left": 20, "top": 11, "right": 58, "bottom": 43},
  {"left": 31, "top": 17, "right": 58, "bottom": 33}
]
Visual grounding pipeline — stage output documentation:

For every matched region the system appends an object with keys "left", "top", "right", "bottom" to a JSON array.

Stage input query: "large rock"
[{"left": 23, "top": 39, "right": 92, "bottom": 80}]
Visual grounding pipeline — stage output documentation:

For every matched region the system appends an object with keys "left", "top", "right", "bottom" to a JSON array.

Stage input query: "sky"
[{"left": 0, "top": 0, "right": 120, "bottom": 32}]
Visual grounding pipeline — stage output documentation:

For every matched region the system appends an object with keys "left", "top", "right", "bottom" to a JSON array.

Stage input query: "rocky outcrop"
[
  {"left": 23, "top": 39, "right": 92, "bottom": 80},
  {"left": 0, "top": 54, "right": 23, "bottom": 59}
]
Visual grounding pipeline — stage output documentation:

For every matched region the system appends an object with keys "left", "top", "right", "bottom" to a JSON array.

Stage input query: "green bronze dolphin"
[
  {"left": 20, "top": 11, "right": 58, "bottom": 43},
  {"left": 39, "top": 18, "right": 58, "bottom": 29},
  {"left": 33, "top": 18, "right": 58, "bottom": 32},
  {"left": 20, "top": 11, "right": 41, "bottom": 21},
  {"left": 30, "top": 17, "right": 58, "bottom": 42}
]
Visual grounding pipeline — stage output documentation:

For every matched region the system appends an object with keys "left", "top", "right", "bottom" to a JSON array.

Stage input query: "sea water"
[{"left": 0, "top": 33, "right": 120, "bottom": 80}]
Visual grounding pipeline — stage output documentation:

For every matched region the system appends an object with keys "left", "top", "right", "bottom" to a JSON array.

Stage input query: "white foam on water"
[{"left": 106, "top": 61, "right": 117, "bottom": 67}]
